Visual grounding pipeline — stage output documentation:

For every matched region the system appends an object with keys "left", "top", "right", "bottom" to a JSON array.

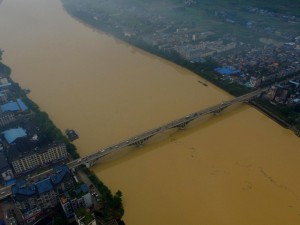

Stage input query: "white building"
[{"left": 60, "top": 183, "right": 93, "bottom": 218}]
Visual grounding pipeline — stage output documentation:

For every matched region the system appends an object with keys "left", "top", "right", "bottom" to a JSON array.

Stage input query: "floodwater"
[{"left": 0, "top": 0, "right": 300, "bottom": 224}]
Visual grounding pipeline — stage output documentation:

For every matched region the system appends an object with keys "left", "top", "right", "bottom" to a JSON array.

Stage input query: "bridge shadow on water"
[{"left": 93, "top": 102, "right": 251, "bottom": 171}]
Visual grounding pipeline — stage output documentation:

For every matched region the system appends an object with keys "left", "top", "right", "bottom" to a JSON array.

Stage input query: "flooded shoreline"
[{"left": 0, "top": 0, "right": 300, "bottom": 224}]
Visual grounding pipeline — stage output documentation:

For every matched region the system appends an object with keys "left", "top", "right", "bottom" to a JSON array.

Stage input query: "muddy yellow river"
[{"left": 0, "top": 0, "right": 300, "bottom": 224}]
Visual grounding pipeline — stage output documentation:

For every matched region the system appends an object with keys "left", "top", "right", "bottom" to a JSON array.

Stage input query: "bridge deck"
[{"left": 67, "top": 87, "right": 267, "bottom": 169}]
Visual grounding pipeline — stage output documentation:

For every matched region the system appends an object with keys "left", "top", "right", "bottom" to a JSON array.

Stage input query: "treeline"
[
  {"left": 23, "top": 98, "right": 80, "bottom": 158},
  {"left": 0, "top": 62, "right": 11, "bottom": 75},
  {"left": 253, "top": 98, "right": 300, "bottom": 132},
  {"left": 0, "top": 61, "right": 80, "bottom": 159},
  {"left": 81, "top": 166, "right": 125, "bottom": 222}
]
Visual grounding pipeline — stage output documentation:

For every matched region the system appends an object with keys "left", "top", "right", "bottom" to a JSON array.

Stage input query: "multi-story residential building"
[
  {"left": 1, "top": 126, "right": 68, "bottom": 175},
  {"left": 0, "top": 111, "right": 15, "bottom": 127},
  {"left": 0, "top": 98, "right": 28, "bottom": 127},
  {"left": 12, "top": 165, "right": 75, "bottom": 223},
  {"left": 60, "top": 183, "right": 93, "bottom": 218},
  {"left": 0, "top": 151, "right": 15, "bottom": 186},
  {"left": 8, "top": 140, "right": 68, "bottom": 175},
  {"left": 0, "top": 92, "right": 7, "bottom": 103}
]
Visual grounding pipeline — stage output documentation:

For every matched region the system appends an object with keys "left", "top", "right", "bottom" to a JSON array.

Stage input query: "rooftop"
[
  {"left": 17, "top": 99, "right": 28, "bottom": 111},
  {"left": 35, "top": 178, "right": 53, "bottom": 194},
  {"left": 7, "top": 138, "right": 39, "bottom": 162},
  {"left": 0, "top": 99, "right": 28, "bottom": 112},
  {"left": 7, "top": 141, "right": 65, "bottom": 163},
  {"left": 50, "top": 165, "right": 69, "bottom": 185},
  {"left": 12, "top": 165, "right": 71, "bottom": 196},
  {"left": 214, "top": 67, "right": 241, "bottom": 75},
  {"left": 0, "top": 83, "right": 11, "bottom": 89},
  {"left": 2, "top": 127, "right": 27, "bottom": 144},
  {"left": 12, "top": 180, "right": 36, "bottom": 196},
  {"left": 1, "top": 102, "right": 20, "bottom": 112}
]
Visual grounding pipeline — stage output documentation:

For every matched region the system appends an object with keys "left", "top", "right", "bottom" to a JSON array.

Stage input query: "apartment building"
[
  {"left": 12, "top": 165, "right": 75, "bottom": 223},
  {"left": 9, "top": 141, "right": 68, "bottom": 175},
  {"left": 60, "top": 183, "right": 93, "bottom": 218}
]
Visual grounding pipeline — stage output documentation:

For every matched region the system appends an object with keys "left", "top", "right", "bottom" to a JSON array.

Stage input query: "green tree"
[{"left": 53, "top": 215, "right": 68, "bottom": 225}]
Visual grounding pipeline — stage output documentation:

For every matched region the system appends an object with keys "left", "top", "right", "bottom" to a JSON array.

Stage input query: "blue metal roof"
[
  {"left": 214, "top": 67, "right": 241, "bottom": 75},
  {"left": 36, "top": 179, "right": 53, "bottom": 194},
  {"left": 0, "top": 99, "right": 28, "bottom": 112},
  {"left": 50, "top": 165, "right": 69, "bottom": 185},
  {"left": 1, "top": 102, "right": 20, "bottom": 112},
  {"left": 12, "top": 180, "right": 36, "bottom": 196},
  {"left": 73, "top": 183, "right": 89, "bottom": 196},
  {"left": 17, "top": 99, "right": 28, "bottom": 111},
  {"left": 0, "top": 83, "right": 11, "bottom": 88},
  {"left": 80, "top": 183, "right": 89, "bottom": 193},
  {"left": 2, "top": 128, "right": 27, "bottom": 144},
  {"left": 12, "top": 165, "right": 73, "bottom": 197},
  {"left": 4, "top": 178, "right": 16, "bottom": 186}
]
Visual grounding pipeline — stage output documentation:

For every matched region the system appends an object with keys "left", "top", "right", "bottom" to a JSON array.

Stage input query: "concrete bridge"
[
  {"left": 67, "top": 87, "right": 267, "bottom": 169},
  {"left": 0, "top": 87, "right": 267, "bottom": 200}
]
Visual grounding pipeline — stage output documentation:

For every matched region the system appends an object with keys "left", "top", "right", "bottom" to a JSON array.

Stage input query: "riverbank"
[
  {"left": 250, "top": 99, "right": 300, "bottom": 136},
  {"left": 0, "top": 60, "right": 125, "bottom": 224},
  {"left": 250, "top": 101, "right": 290, "bottom": 128},
  {"left": 60, "top": 1, "right": 251, "bottom": 97},
  {"left": 2, "top": 1, "right": 300, "bottom": 224},
  {"left": 60, "top": 0, "right": 300, "bottom": 136}
]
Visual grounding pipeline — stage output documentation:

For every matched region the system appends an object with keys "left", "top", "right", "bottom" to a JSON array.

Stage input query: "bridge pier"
[
  {"left": 213, "top": 105, "right": 228, "bottom": 116},
  {"left": 173, "top": 121, "right": 190, "bottom": 130},
  {"left": 84, "top": 160, "right": 96, "bottom": 168},
  {"left": 130, "top": 136, "right": 153, "bottom": 147}
]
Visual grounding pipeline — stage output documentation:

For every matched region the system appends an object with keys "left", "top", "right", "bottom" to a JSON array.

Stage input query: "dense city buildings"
[
  {"left": 61, "top": 0, "right": 300, "bottom": 91},
  {"left": 0, "top": 151, "right": 14, "bottom": 186},
  {"left": 0, "top": 55, "right": 95, "bottom": 225},
  {"left": 12, "top": 165, "right": 76, "bottom": 223},
  {"left": 0, "top": 0, "right": 299, "bottom": 224},
  {"left": 61, "top": 0, "right": 300, "bottom": 133},
  {"left": 0, "top": 50, "right": 124, "bottom": 225},
  {"left": 60, "top": 183, "right": 93, "bottom": 218}
]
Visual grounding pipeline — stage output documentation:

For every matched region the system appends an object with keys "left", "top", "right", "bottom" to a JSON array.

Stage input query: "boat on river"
[{"left": 65, "top": 129, "right": 79, "bottom": 141}]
